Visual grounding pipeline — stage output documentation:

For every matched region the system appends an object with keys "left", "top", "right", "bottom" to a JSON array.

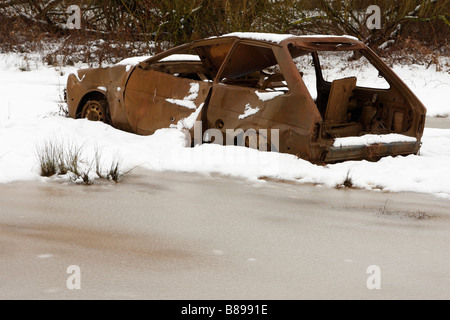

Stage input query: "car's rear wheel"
[{"left": 81, "top": 99, "right": 110, "bottom": 123}]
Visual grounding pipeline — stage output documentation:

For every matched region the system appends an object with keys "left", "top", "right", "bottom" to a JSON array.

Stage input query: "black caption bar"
[{"left": 153, "top": 301, "right": 300, "bottom": 319}]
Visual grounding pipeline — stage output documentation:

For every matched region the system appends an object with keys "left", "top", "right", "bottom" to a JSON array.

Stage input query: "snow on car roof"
[
  {"left": 296, "top": 34, "right": 359, "bottom": 41},
  {"left": 116, "top": 54, "right": 201, "bottom": 66},
  {"left": 215, "top": 32, "right": 359, "bottom": 44},
  {"left": 116, "top": 56, "right": 152, "bottom": 66},
  {"left": 217, "top": 32, "right": 295, "bottom": 43},
  {"left": 160, "top": 54, "right": 201, "bottom": 62}
]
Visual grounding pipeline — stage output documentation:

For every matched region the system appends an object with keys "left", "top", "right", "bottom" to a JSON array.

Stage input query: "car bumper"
[{"left": 325, "top": 141, "right": 422, "bottom": 162}]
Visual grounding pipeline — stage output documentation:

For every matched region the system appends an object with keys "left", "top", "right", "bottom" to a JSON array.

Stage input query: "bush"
[{"left": 0, "top": 1, "right": 447, "bottom": 67}]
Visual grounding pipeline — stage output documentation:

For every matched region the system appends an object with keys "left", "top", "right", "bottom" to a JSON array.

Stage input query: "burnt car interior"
[
  {"left": 143, "top": 42, "right": 289, "bottom": 93},
  {"left": 143, "top": 41, "right": 235, "bottom": 82},
  {"left": 140, "top": 39, "right": 416, "bottom": 142},
  {"left": 147, "top": 58, "right": 209, "bottom": 81},
  {"left": 210, "top": 41, "right": 414, "bottom": 141},
  {"left": 219, "top": 43, "right": 287, "bottom": 92},
  {"left": 288, "top": 44, "right": 414, "bottom": 139},
  {"left": 144, "top": 52, "right": 211, "bottom": 82}
]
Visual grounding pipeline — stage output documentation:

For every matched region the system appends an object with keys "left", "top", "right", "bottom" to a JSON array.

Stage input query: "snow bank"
[
  {"left": 174, "top": 103, "right": 204, "bottom": 130},
  {"left": 392, "top": 62, "right": 450, "bottom": 118},
  {"left": 2, "top": 116, "right": 448, "bottom": 198}
]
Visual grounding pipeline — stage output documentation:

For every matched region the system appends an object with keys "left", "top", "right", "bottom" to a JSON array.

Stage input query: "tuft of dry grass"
[
  {"left": 378, "top": 199, "right": 435, "bottom": 220},
  {"left": 36, "top": 140, "right": 131, "bottom": 184},
  {"left": 36, "top": 140, "right": 59, "bottom": 177},
  {"left": 336, "top": 168, "right": 354, "bottom": 189}
]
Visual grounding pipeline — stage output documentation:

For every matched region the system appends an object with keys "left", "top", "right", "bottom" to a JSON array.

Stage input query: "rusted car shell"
[{"left": 66, "top": 34, "right": 427, "bottom": 164}]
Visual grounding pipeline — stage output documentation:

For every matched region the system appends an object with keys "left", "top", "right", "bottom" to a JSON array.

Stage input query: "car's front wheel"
[{"left": 81, "top": 99, "right": 110, "bottom": 124}]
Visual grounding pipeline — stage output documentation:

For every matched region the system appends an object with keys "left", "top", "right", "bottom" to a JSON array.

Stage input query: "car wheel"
[{"left": 81, "top": 99, "right": 110, "bottom": 123}]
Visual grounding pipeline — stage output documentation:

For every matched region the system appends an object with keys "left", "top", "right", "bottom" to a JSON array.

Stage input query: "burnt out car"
[{"left": 66, "top": 32, "right": 426, "bottom": 164}]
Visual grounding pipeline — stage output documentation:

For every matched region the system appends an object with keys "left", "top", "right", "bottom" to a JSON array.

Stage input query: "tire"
[{"left": 80, "top": 99, "right": 110, "bottom": 124}]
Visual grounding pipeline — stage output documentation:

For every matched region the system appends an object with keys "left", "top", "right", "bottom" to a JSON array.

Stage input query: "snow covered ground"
[{"left": 0, "top": 52, "right": 449, "bottom": 199}]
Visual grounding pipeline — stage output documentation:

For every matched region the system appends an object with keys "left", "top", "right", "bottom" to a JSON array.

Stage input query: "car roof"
[
  {"left": 142, "top": 33, "right": 365, "bottom": 66},
  {"left": 206, "top": 32, "right": 361, "bottom": 46}
]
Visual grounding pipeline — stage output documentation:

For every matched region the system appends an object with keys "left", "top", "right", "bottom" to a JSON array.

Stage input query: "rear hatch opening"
[{"left": 290, "top": 44, "right": 423, "bottom": 161}]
